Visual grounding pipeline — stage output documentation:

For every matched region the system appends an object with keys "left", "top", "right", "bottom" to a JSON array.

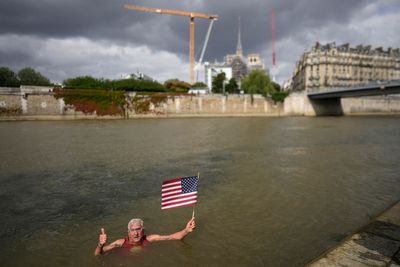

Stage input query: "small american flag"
[{"left": 161, "top": 176, "right": 199, "bottom": 210}]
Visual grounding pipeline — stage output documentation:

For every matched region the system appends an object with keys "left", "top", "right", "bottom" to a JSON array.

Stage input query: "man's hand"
[
  {"left": 185, "top": 217, "right": 196, "bottom": 233},
  {"left": 99, "top": 228, "right": 107, "bottom": 246}
]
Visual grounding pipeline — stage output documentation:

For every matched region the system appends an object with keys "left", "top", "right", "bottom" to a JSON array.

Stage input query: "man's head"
[{"left": 127, "top": 218, "right": 144, "bottom": 243}]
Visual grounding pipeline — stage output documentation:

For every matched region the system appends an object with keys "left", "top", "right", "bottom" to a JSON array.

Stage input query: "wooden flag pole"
[{"left": 192, "top": 172, "right": 200, "bottom": 218}]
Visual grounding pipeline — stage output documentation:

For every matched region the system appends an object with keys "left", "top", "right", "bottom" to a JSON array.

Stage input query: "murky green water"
[{"left": 0, "top": 117, "right": 399, "bottom": 266}]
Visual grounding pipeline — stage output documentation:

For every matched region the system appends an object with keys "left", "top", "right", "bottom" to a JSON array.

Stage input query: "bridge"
[
  {"left": 291, "top": 80, "right": 400, "bottom": 116},
  {"left": 307, "top": 80, "right": 400, "bottom": 99}
]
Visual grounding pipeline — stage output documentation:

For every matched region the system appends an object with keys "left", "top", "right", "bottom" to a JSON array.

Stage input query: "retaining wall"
[
  {"left": 1, "top": 87, "right": 400, "bottom": 119},
  {"left": 127, "top": 94, "right": 283, "bottom": 117},
  {"left": 342, "top": 95, "right": 400, "bottom": 114}
]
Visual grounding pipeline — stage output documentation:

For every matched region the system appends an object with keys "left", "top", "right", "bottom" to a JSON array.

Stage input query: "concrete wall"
[
  {"left": 0, "top": 94, "right": 23, "bottom": 115},
  {"left": 1, "top": 87, "right": 400, "bottom": 119},
  {"left": 25, "top": 95, "right": 60, "bottom": 115},
  {"left": 342, "top": 95, "right": 400, "bottom": 115},
  {"left": 127, "top": 94, "right": 283, "bottom": 117},
  {"left": 284, "top": 92, "right": 316, "bottom": 116},
  {"left": 151, "top": 94, "right": 282, "bottom": 116}
]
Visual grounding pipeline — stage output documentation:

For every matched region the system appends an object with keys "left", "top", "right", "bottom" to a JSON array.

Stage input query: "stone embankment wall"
[
  {"left": 1, "top": 86, "right": 400, "bottom": 120},
  {"left": 0, "top": 86, "right": 283, "bottom": 120},
  {"left": 127, "top": 94, "right": 283, "bottom": 118},
  {"left": 342, "top": 95, "right": 400, "bottom": 114}
]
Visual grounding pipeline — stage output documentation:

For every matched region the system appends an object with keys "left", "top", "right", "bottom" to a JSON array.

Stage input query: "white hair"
[{"left": 127, "top": 218, "right": 144, "bottom": 230}]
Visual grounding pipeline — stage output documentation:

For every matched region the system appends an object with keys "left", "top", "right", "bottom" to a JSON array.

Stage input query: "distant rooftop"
[{"left": 312, "top": 42, "right": 400, "bottom": 56}]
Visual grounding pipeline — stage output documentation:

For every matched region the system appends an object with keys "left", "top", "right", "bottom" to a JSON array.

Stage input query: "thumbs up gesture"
[{"left": 99, "top": 228, "right": 107, "bottom": 246}]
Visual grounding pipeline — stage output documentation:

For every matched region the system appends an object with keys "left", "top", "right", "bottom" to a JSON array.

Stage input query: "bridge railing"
[{"left": 308, "top": 79, "right": 400, "bottom": 94}]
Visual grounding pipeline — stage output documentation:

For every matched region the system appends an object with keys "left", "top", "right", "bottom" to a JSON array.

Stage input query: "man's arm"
[
  {"left": 147, "top": 217, "right": 196, "bottom": 242},
  {"left": 94, "top": 228, "right": 124, "bottom": 256}
]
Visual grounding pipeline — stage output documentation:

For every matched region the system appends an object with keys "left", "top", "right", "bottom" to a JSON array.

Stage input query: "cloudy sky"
[{"left": 0, "top": 0, "right": 399, "bottom": 84}]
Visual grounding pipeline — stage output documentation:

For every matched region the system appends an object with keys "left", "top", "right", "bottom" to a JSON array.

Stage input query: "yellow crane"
[{"left": 124, "top": 4, "right": 218, "bottom": 84}]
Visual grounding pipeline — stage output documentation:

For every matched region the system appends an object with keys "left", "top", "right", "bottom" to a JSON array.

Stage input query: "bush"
[
  {"left": 63, "top": 76, "right": 166, "bottom": 92},
  {"left": 54, "top": 88, "right": 126, "bottom": 116},
  {"left": 111, "top": 79, "right": 166, "bottom": 92},
  {"left": 63, "top": 76, "right": 104, "bottom": 89},
  {"left": 191, "top": 81, "right": 207, "bottom": 88},
  {"left": 271, "top": 91, "right": 289, "bottom": 103},
  {"left": 164, "top": 79, "right": 191, "bottom": 92}
]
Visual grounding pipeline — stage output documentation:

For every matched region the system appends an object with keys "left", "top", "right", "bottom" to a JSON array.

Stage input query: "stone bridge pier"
[
  {"left": 283, "top": 91, "right": 400, "bottom": 116},
  {"left": 309, "top": 98, "right": 343, "bottom": 116},
  {"left": 284, "top": 92, "right": 343, "bottom": 116}
]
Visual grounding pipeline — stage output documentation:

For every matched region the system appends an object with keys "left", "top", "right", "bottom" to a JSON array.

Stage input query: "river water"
[{"left": 0, "top": 117, "right": 399, "bottom": 266}]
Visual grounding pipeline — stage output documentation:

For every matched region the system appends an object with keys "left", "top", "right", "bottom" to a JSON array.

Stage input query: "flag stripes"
[{"left": 161, "top": 176, "right": 199, "bottom": 210}]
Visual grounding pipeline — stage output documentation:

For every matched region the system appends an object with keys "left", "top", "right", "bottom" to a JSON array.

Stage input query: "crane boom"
[
  {"left": 195, "top": 19, "right": 215, "bottom": 82},
  {"left": 124, "top": 4, "right": 218, "bottom": 84},
  {"left": 124, "top": 5, "right": 218, "bottom": 20},
  {"left": 197, "top": 19, "right": 215, "bottom": 68}
]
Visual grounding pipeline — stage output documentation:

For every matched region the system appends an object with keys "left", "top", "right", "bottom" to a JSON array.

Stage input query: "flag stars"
[{"left": 182, "top": 176, "right": 199, "bottom": 194}]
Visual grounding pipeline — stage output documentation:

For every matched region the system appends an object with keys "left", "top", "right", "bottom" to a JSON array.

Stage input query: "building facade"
[
  {"left": 204, "top": 63, "right": 233, "bottom": 91},
  {"left": 121, "top": 71, "right": 156, "bottom": 82},
  {"left": 247, "top": 53, "right": 265, "bottom": 72},
  {"left": 291, "top": 42, "right": 400, "bottom": 92}
]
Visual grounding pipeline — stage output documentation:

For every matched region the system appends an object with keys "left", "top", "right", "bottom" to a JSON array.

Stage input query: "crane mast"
[
  {"left": 271, "top": 8, "right": 276, "bottom": 82},
  {"left": 124, "top": 4, "right": 218, "bottom": 84}
]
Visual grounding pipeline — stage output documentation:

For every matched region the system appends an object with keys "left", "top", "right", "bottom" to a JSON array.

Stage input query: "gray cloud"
[{"left": 0, "top": 0, "right": 399, "bottom": 84}]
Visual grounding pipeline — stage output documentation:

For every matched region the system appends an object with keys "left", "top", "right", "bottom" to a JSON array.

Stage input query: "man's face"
[{"left": 128, "top": 222, "right": 143, "bottom": 243}]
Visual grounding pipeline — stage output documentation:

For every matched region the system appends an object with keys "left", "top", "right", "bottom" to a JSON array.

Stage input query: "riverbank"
[
  {"left": 1, "top": 86, "right": 400, "bottom": 119},
  {"left": 307, "top": 200, "right": 400, "bottom": 266},
  {"left": 2, "top": 113, "right": 400, "bottom": 122}
]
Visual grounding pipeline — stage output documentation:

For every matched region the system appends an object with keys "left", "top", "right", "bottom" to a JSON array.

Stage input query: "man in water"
[{"left": 94, "top": 217, "right": 196, "bottom": 255}]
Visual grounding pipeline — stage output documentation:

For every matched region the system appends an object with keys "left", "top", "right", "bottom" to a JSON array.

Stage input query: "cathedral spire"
[{"left": 236, "top": 16, "right": 243, "bottom": 58}]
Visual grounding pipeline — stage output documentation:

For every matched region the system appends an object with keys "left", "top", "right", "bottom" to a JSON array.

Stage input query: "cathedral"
[{"left": 204, "top": 18, "right": 267, "bottom": 90}]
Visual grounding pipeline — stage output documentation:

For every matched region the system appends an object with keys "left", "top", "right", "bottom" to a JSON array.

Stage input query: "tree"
[
  {"left": 164, "top": 79, "right": 191, "bottom": 92},
  {"left": 18, "top": 67, "right": 51, "bottom": 86},
  {"left": 63, "top": 76, "right": 104, "bottom": 89},
  {"left": 191, "top": 81, "right": 207, "bottom": 88},
  {"left": 272, "top": 81, "right": 281, "bottom": 92},
  {"left": 241, "top": 69, "right": 275, "bottom": 96},
  {"left": 270, "top": 81, "right": 288, "bottom": 103},
  {"left": 0, "top": 67, "right": 20, "bottom": 87},
  {"left": 271, "top": 91, "right": 289, "bottom": 103},
  {"left": 211, "top": 72, "right": 226, "bottom": 93},
  {"left": 225, "top": 78, "right": 238, "bottom": 93}
]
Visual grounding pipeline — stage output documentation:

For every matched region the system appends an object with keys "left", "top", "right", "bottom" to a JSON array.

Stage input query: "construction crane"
[
  {"left": 271, "top": 8, "right": 276, "bottom": 82},
  {"left": 124, "top": 4, "right": 218, "bottom": 84},
  {"left": 195, "top": 19, "right": 215, "bottom": 82}
]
